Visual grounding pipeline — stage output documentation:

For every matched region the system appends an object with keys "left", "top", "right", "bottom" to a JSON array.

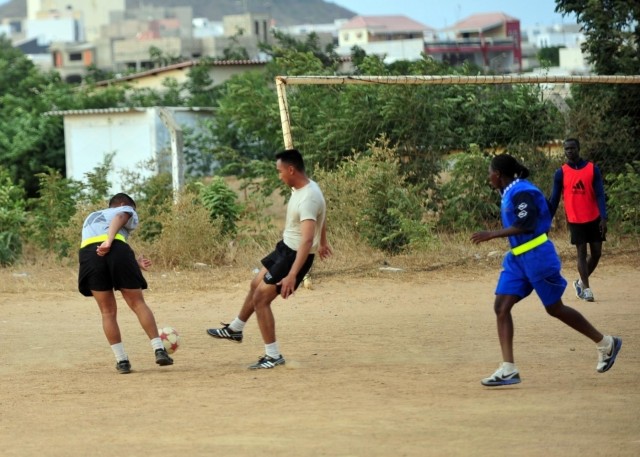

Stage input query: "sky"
[{"left": 329, "top": 0, "right": 576, "bottom": 29}]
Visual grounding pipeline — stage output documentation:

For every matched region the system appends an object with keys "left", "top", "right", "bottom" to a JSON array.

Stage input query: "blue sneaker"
[
  {"left": 481, "top": 366, "right": 521, "bottom": 386},
  {"left": 597, "top": 337, "right": 622, "bottom": 373},
  {"left": 573, "top": 280, "right": 583, "bottom": 299}
]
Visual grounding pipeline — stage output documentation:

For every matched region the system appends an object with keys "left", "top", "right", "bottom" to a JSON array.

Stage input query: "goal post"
[{"left": 275, "top": 74, "right": 640, "bottom": 150}]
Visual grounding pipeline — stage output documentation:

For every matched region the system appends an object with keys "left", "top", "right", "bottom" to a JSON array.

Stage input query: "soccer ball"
[{"left": 158, "top": 326, "right": 181, "bottom": 354}]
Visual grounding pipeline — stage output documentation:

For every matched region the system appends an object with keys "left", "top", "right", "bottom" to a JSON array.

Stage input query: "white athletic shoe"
[
  {"left": 581, "top": 288, "right": 595, "bottom": 302},
  {"left": 481, "top": 365, "right": 521, "bottom": 386},
  {"left": 597, "top": 337, "right": 622, "bottom": 373}
]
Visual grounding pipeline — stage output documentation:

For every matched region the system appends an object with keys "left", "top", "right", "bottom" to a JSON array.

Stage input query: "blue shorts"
[{"left": 496, "top": 269, "right": 567, "bottom": 306}]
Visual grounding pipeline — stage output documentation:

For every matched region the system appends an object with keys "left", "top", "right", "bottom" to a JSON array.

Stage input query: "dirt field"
[{"left": 0, "top": 251, "right": 638, "bottom": 457}]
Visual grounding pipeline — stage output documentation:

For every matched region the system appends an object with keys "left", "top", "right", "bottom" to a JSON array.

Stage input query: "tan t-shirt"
[{"left": 282, "top": 180, "right": 326, "bottom": 253}]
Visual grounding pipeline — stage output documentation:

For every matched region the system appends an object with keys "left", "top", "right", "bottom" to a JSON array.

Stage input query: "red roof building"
[{"left": 425, "top": 12, "right": 522, "bottom": 73}]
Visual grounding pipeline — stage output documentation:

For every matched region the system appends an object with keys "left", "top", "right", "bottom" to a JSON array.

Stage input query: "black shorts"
[
  {"left": 78, "top": 240, "right": 148, "bottom": 297},
  {"left": 261, "top": 240, "right": 315, "bottom": 293},
  {"left": 568, "top": 218, "right": 606, "bottom": 245}
]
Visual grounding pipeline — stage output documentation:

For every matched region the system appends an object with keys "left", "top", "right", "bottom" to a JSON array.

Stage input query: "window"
[{"left": 69, "top": 52, "right": 82, "bottom": 61}]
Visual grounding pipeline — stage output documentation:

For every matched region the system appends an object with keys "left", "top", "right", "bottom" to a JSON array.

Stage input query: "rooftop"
[{"left": 341, "top": 15, "right": 435, "bottom": 33}]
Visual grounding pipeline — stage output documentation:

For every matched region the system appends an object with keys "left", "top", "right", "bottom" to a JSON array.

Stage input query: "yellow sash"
[
  {"left": 511, "top": 233, "right": 548, "bottom": 256},
  {"left": 80, "top": 233, "right": 126, "bottom": 248}
]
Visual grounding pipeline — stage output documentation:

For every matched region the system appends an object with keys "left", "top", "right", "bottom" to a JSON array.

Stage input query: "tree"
[
  {"left": 185, "top": 57, "right": 221, "bottom": 107},
  {"left": 555, "top": 0, "right": 640, "bottom": 171},
  {"left": 222, "top": 30, "right": 251, "bottom": 61},
  {"left": 555, "top": 0, "right": 640, "bottom": 75},
  {"left": 0, "top": 36, "right": 132, "bottom": 196},
  {"left": 537, "top": 45, "right": 564, "bottom": 67}
]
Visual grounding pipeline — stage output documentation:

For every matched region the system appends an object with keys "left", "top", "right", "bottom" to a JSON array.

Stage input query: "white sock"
[
  {"left": 597, "top": 335, "right": 612, "bottom": 349},
  {"left": 111, "top": 342, "right": 128, "bottom": 362},
  {"left": 229, "top": 318, "right": 246, "bottom": 332},
  {"left": 150, "top": 337, "right": 164, "bottom": 351},
  {"left": 501, "top": 362, "right": 517, "bottom": 373},
  {"left": 265, "top": 342, "right": 280, "bottom": 359}
]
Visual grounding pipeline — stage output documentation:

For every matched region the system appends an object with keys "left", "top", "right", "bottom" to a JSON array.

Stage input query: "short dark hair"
[
  {"left": 109, "top": 193, "right": 136, "bottom": 208},
  {"left": 276, "top": 148, "right": 305, "bottom": 172},
  {"left": 491, "top": 154, "right": 530, "bottom": 179},
  {"left": 564, "top": 138, "right": 580, "bottom": 149}
]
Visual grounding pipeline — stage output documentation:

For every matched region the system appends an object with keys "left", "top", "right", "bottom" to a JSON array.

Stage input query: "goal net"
[{"left": 274, "top": 74, "right": 640, "bottom": 177}]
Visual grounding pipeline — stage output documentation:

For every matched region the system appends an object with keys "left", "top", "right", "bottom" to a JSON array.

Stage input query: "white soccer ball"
[{"left": 158, "top": 326, "right": 181, "bottom": 354}]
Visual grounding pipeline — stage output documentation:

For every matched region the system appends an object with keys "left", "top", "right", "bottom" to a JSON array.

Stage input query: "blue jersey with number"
[{"left": 501, "top": 180, "right": 561, "bottom": 282}]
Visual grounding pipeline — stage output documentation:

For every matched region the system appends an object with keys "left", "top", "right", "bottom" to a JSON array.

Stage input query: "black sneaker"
[
  {"left": 248, "top": 354, "right": 285, "bottom": 370},
  {"left": 155, "top": 348, "right": 174, "bottom": 366},
  {"left": 206, "top": 323, "right": 243, "bottom": 343},
  {"left": 116, "top": 359, "right": 131, "bottom": 374}
]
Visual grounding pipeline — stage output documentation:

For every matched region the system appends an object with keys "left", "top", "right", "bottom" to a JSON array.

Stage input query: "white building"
[
  {"left": 336, "top": 15, "right": 435, "bottom": 63},
  {"left": 523, "top": 23, "right": 584, "bottom": 49},
  {"left": 192, "top": 17, "right": 224, "bottom": 38},
  {"left": 27, "top": 0, "right": 125, "bottom": 41},
  {"left": 278, "top": 19, "right": 348, "bottom": 37},
  {"left": 559, "top": 47, "right": 590, "bottom": 73},
  {"left": 44, "top": 107, "right": 214, "bottom": 195},
  {"left": 26, "top": 16, "right": 83, "bottom": 44}
]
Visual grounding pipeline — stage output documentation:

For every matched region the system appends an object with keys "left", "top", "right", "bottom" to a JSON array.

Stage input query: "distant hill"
[{"left": 0, "top": 0, "right": 357, "bottom": 26}]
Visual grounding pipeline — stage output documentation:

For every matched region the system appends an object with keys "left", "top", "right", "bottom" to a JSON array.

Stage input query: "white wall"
[
  {"left": 26, "top": 17, "right": 79, "bottom": 43},
  {"left": 64, "top": 110, "right": 157, "bottom": 193},
  {"left": 559, "top": 47, "right": 590, "bottom": 72},
  {"left": 62, "top": 108, "right": 214, "bottom": 194},
  {"left": 336, "top": 38, "right": 425, "bottom": 63},
  {"left": 28, "top": 0, "right": 125, "bottom": 41}
]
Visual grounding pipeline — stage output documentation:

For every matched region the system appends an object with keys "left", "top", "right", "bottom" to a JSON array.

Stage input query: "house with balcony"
[
  {"left": 425, "top": 12, "right": 522, "bottom": 73},
  {"left": 336, "top": 15, "right": 436, "bottom": 63}
]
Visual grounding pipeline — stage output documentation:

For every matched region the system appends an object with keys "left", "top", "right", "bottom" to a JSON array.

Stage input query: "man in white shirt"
[{"left": 207, "top": 149, "right": 333, "bottom": 369}]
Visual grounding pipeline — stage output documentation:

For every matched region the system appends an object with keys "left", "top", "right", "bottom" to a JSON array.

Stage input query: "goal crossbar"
[{"left": 276, "top": 74, "right": 640, "bottom": 86}]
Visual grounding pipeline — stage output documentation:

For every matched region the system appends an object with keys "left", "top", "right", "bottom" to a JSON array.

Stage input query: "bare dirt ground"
[{"left": 0, "top": 249, "right": 638, "bottom": 457}]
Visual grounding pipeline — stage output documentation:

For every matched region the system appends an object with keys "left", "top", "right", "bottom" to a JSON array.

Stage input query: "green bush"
[
  {"left": 27, "top": 167, "right": 82, "bottom": 257},
  {"left": 437, "top": 148, "right": 498, "bottom": 231},
  {"left": 149, "top": 191, "right": 230, "bottom": 268},
  {"left": 197, "top": 176, "right": 243, "bottom": 235},
  {"left": 0, "top": 167, "right": 26, "bottom": 265},
  {"left": 121, "top": 169, "right": 174, "bottom": 242},
  {"left": 606, "top": 161, "right": 640, "bottom": 234},
  {"left": 314, "top": 139, "right": 431, "bottom": 254},
  {"left": 436, "top": 145, "right": 562, "bottom": 231}
]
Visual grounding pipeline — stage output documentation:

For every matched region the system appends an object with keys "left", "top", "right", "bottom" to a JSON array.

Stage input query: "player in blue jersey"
[
  {"left": 78, "top": 193, "right": 173, "bottom": 374},
  {"left": 471, "top": 154, "right": 620, "bottom": 386}
]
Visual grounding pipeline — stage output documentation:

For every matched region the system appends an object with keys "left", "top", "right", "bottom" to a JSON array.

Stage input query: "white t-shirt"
[
  {"left": 81, "top": 206, "right": 138, "bottom": 242},
  {"left": 282, "top": 180, "right": 326, "bottom": 253}
]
